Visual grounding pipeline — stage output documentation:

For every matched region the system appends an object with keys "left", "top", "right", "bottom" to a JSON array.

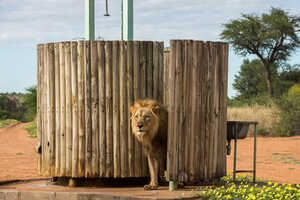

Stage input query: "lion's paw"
[{"left": 144, "top": 184, "right": 158, "bottom": 190}]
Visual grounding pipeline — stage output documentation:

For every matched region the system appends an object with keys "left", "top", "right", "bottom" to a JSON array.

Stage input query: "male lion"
[{"left": 130, "top": 99, "right": 168, "bottom": 190}]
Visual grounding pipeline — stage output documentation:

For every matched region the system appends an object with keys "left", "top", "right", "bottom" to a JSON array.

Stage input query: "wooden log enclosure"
[
  {"left": 37, "top": 41, "right": 164, "bottom": 178},
  {"left": 166, "top": 40, "right": 228, "bottom": 183}
]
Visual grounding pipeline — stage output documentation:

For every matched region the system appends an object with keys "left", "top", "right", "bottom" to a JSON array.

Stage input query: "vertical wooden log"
[
  {"left": 71, "top": 42, "right": 78, "bottom": 177},
  {"left": 167, "top": 40, "right": 176, "bottom": 181},
  {"left": 153, "top": 42, "right": 159, "bottom": 100},
  {"left": 77, "top": 41, "right": 86, "bottom": 177},
  {"left": 54, "top": 43, "right": 61, "bottom": 176},
  {"left": 42, "top": 44, "right": 49, "bottom": 175},
  {"left": 59, "top": 43, "right": 66, "bottom": 176},
  {"left": 120, "top": 41, "right": 128, "bottom": 177},
  {"left": 163, "top": 51, "right": 170, "bottom": 105},
  {"left": 47, "top": 43, "right": 56, "bottom": 176},
  {"left": 174, "top": 41, "right": 183, "bottom": 181},
  {"left": 158, "top": 42, "right": 164, "bottom": 103},
  {"left": 98, "top": 41, "right": 106, "bottom": 177},
  {"left": 216, "top": 43, "right": 228, "bottom": 177},
  {"left": 37, "top": 45, "right": 42, "bottom": 174},
  {"left": 105, "top": 41, "right": 113, "bottom": 177},
  {"left": 212, "top": 43, "right": 219, "bottom": 178},
  {"left": 208, "top": 42, "right": 218, "bottom": 179},
  {"left": 112, "top": 41, "right": 121, "bottom": 178},
  {"left": 197, "top": 42, "right": 206, "bottom": 180},
  {"left": 127, "top": 41, "right": 135, "bottom": 177},
  {"left": 65, "top": 42, "right": 72, "bottom": 176},
  {"left": 183, "top": 40, "right": 192, "bottom": 182},
  {"left": 84, "top": 41, "right": 92, "bottom": 177},
  {"left": 139, "top": 42, "right": 148, "bottom": 176},
  {"left": 190, "top": 41, "right": 198, "bottom": 180},
  {"left": 39, "top": 44, "right": 44, "bottom": 174},
  {"left": 133, "top": 41, "right": 141, "bottom": 177},
  {"left": 203, "top": 42, "right": 210, "bottom": 180},
  {"left": 91, "top": 41, "right": 99, "bottom": 177},
  {"left": 146, "top": 42, "right": 153, "bottom": 98}
]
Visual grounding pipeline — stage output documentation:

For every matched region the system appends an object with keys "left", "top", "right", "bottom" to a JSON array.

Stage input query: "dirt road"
[{"left": 0, "top": 123, "right": 44, "bottom": 182}]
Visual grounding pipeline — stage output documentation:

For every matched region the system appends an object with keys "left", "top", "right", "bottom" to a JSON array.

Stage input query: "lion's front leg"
[{"left": 144, "top": 156, "right": 159, "bottom": 190}]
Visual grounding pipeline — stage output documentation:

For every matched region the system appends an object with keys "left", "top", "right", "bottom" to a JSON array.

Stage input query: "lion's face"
[{"left": 130, "top": 104, "right": 160, "bottom": 140}]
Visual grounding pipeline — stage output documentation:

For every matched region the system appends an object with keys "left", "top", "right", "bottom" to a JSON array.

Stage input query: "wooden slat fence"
[
  {"left": 166, "top": 40, "right": 228, "bottom": 183},
  {"left": 37, "top": 41, "right": 164, "bottom": 178}
]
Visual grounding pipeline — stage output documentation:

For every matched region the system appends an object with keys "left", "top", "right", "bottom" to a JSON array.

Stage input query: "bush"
[
  {"left": 228, "top": 94, "right": 272, "bottom": 108},
  {"left": 23, "top": 121, "right": 37, "bottom": 138},
  {"left": 0, "top": 119, "right": 20, "bottom": 128},
  {"left": 23, "top": 86, "right": 37, "bottom": 122},
  {"left": 275, "top": 84, "right": 300, "bottom": 136}
]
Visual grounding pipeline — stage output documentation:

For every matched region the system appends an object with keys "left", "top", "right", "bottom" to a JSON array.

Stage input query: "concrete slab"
[{"left": 0, "top": 180, "right": 199, "bottom": 200}]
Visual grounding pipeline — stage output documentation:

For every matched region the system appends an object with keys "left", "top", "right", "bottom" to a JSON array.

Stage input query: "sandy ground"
[{"left": 0, "top": 123, "right": 299, "bottom": 184}]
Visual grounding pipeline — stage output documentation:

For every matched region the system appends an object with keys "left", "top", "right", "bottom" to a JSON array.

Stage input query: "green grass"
[
  {"left": 0, "top": 119, "right": 20, "bottom": 128},
  {"left": 23, "top": 121, "right": 37, "bottom": 138},
  {"left": 196, "top": 175, "right": 300, "bottom": 200},
  {"left": 271, "top": 153, "right": 300, "bottom": 165}
]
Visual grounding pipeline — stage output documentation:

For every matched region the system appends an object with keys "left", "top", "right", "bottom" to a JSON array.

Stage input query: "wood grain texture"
[
  {"left": 54, "top": 43, "right": 61, "bottom": 176},
  {"left": 97, "top": 41, "right": 106, "bottom": 177},
  {"left": 112, "top": 41, "right": 121, "bottom": 178},
  {"left": 91, "top": 41, "right": 99, "bottom": 177},
  {"left": 105, "top": 41, "right": 113, "bottom": 177},
  {"left": 71, "top": 42, "right": 78, "bottom": 177},
  {"left": 77, "top": 41, "right": 86, "bottom": 177},
  {"left": 64, "top": 42, "right": 72, "bottom": 177}
]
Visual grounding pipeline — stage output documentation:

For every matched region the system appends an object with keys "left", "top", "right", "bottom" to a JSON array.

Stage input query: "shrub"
[
  {"left": 23, "top": 121, "right": 37, "bottom": 138},
  {"left": 275, "top": 84, "right": 300, "bottom": 136},
  {"left": 23, "top": 86, "right": 37, "bottom": 122},
  {"left": 0, "top": 119, "right": 20, "bottom": 128}
]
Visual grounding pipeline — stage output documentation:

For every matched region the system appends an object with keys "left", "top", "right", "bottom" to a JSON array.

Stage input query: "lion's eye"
[
  {"left": 135, "top": 115, "right": 139, "bottom": 120},
  {"left": 144, "top": 116, "right": 150, "bottom": 121}
]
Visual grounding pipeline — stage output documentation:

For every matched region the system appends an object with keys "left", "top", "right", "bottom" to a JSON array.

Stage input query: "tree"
[
  {"left": 23, "top": 86, "right": 37, "bottom": 121},
  {"left": 233, "top": 59, "right": 300, "bottom": 100},
  {"left": 221, "top": 8, "right": 300, "bottom": 98},
  {"left": 233, "top": 59, "right": 271, "bottom": 99}
]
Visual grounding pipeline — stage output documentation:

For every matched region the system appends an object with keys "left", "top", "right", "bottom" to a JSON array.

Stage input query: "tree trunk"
[{"left": 263, "top": 62, "right": 274, "bottom": 98}]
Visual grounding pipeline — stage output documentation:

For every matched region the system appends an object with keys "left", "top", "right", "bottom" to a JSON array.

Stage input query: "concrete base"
[{"left": 0, "top": 179, "right": 198, "bottom": 200}]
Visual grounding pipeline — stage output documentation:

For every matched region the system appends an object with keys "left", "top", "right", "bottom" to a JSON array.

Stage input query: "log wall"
[
  {"left": 37, "top": 41, "right": 164, "bottom": 178},
  {"left": 166, "top": 40, "right": 228, "bottom": 182}
]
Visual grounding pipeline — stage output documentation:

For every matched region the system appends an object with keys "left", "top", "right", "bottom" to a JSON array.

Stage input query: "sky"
[{"left": 0, "top": 0, "right": 300, "bottom": 97}]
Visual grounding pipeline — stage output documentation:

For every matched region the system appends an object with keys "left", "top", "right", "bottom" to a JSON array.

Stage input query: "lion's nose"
[{"left": 137, "top": 124, "right": 143, "bottom": 129}]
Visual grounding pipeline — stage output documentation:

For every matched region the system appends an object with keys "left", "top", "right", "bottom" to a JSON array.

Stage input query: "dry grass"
[{"left": 227, "top": 104, "right": 280, "bottom": 135}]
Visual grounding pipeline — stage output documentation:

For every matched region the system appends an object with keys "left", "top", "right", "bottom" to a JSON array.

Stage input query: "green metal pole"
[
  {"left": 253, "top": 124, "right": 257, "bottom": 182},
  {"left": 122, "top": 0, "right": 133, "bottom": 41},
  {"left": 233, "top": 125, "right": 237, "bottom": 182},
  {"left": 85, "top": 0, "right": 95, "bottom": 40}
]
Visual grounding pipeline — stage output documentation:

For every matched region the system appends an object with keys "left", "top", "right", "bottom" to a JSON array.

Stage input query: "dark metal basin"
[{"left": 227, "top": 121, "right": 250, "bottom": 140}]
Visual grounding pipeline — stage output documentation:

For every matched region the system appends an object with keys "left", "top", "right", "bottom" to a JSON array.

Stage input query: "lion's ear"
[
  {"left": 151, "top": 104, "right": 160, "bottom": 115},
  {"left": 129, "top": 105, "right": 136, "bottom": 114}
]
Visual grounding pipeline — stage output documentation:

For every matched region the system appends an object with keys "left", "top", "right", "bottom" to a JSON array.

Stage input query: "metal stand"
[{"left": 232, "top": 122, "right": 258, "bottom": 182}]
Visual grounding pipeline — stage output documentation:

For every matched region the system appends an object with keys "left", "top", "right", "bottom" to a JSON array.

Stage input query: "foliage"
[
  {"left": 221, "top": 7, "right": 300, "bottom": 97},
  {"left": 23, "top": 86, "right": 37, "bottom": 122},
  {"left": 0, "top": 119, "right": 20, "bottom": 128},
  {"left": 233, "top": 59, "right": 271, "bottom": 99},
  {"left": 0, "top": 94, "right": 26, "bottom": 120},
  {"left": 197, "top": 177, "right": 300, "bottom": 200},
  {"left": 23, "top": 121, "right": 37, "bottom": 138},
  {"left": 232, "top": 60, "right": 300, "bottom": 102},
  {"left": 275, "top": 84, "right": 300, "bottom": 136}
]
